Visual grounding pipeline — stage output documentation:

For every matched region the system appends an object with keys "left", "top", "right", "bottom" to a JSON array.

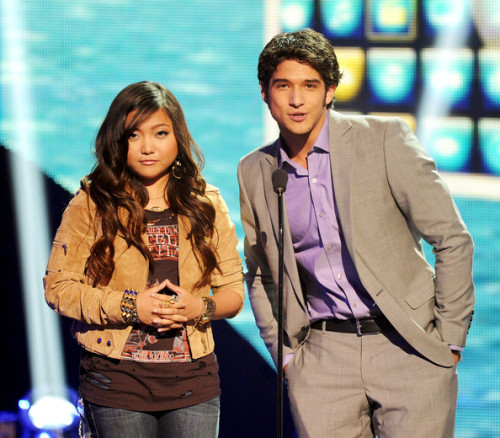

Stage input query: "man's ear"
[
  {"left": 260, "top": 83, "right": 269, "bottom": 104},
  {"left": 326, "top": 85, "right": 336, "bottom": 106}
]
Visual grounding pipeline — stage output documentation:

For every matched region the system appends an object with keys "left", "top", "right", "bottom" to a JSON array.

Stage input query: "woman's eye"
[
  {"left": 128, "top": 132, "right": 138, "bottom": 139},
  {"left": 157, "top": 130, "right": 169, "bottom": 136}
]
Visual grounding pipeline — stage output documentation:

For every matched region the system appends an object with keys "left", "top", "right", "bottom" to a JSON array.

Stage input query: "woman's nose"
[{"left": 141, "top": 137, "right": 154, "bottom": 154}]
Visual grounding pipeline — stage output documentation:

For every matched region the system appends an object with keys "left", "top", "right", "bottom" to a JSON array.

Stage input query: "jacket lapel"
[
  {"left": 177, "top": 215, "right": 191, "bottom": 271},
  {"left": 262, "top": 141, "right": 306, "bottom": 309},
  {"left": 328, "top": 111, "right": 356, "bottom": 255},
  {"left": 261, "top": 147, "right": 280, "bottom": 242}
]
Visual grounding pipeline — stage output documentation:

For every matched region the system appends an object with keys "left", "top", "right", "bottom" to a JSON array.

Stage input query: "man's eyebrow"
[
  {"left": 271, "top": 78, "right": 322, "bottom": 85},
  {"left": 271, "top": 78, "right": 289, "bottom": 85},
  {"left": 304, "top": 79, "right": 322, "bottom": 84}
]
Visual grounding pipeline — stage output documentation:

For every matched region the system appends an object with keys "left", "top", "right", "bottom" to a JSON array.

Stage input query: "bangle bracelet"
[
  {"left": 200, "top": 296, "right": 216, "bottom": 324},
  {"left": 120, "top": 289, "right": 140, "bottom": 324}
]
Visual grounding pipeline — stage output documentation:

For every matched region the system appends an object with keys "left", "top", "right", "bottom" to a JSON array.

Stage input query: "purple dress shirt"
[{"left": 279, "top": 116, "right": 379, "bottom": 322}]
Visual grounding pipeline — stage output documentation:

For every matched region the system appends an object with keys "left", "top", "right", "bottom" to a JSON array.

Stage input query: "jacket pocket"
[
  {"left": 52, "top": 239, "right": 68, "bottom": 255},
  {"left": 404, "top": 276, "right": 435, "bottom": 310},
  {"left": 45, "top": 236, "right": 71, "bottom": 274}
]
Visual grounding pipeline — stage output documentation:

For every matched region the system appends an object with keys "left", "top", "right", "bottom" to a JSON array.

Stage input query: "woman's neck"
[{"left": 145, "top": 186, "right": 169, "bottom": 211}]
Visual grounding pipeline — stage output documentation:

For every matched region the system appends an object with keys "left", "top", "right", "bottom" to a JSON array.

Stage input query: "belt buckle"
[
  {"left": 356, "top": 318, "right": 383, "bottom": 336},
  {"left": 356, "top": 319, "right": 362, "bottom": 336}
]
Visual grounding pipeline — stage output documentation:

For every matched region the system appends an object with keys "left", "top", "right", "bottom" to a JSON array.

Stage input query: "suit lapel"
[
  {"left": 261, "top": 149, "right": 282, "bottom": 245},
  {"left": 328, "top": 111, "right": 356, "bottom": 254},
  {"left": 261, "top": 142, "right": 305, "bottom": 308}
]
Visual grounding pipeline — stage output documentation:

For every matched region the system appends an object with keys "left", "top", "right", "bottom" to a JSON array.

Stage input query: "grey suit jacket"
[{"left": 238, "top": 110, "right": 474, "bottom": 368}]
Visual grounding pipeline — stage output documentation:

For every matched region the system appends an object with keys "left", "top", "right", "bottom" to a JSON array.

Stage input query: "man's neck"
[
  {"left": 280, "top": 111, "right": 328, "bottom": 169},
  {"left": 281, "top": 136, "right": 311, "bottom": 169}
]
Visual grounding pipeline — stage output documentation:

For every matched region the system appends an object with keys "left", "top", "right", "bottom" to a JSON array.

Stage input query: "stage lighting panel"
[
  {"left": 367, "top": 48, "right": 416, "bottom": 106},
  {"left": 418, "top": 117, "right": 473, "bottom": 172},
  {"left": 420, "top": 48, "right": 474, "bottom": 111},
  {"left": 479, "top": 118, "right": 500, "bottom": 176},
  {"left": 334, "top": 47, "right": 365, "bottom": 103},
  {"left": 367, "top": 0, "right": 417, "bottom": 41},
  {"left": 320, "top": 0, "right": 364, "bottom": 39},
  {"left": 280, "top": 0, "right": 314, "bottom": 32},
  {"left": 422, "top": 0, "right": 472, "bottom": 37},
  {"left": 479, "top": 49, "right": 500, "bottom": 111}
]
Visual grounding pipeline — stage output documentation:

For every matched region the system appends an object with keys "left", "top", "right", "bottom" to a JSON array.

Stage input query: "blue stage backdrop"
[{"left": 1, "top": 1, "right": 499, "bottom": 436}]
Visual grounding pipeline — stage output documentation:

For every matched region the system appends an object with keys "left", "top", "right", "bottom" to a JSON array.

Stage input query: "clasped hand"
[{"left": 136, "top": 278, "right": 204, "bottom": 332}]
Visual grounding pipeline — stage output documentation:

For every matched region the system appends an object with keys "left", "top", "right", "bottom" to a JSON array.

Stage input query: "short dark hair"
[{"left": 258, "top": 28, "right": 342, "bottom": 108}]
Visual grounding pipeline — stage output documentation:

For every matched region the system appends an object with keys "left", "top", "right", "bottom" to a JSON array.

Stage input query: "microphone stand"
[
  {"left": 277, "top": 184, "right": 284, "bottom": 438},
  {"left": 272, "top": 168, "right": 288, "bottom": 438}
]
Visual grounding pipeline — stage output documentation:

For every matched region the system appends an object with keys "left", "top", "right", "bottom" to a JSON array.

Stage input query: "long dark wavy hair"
[
  {"left": 83, "top": 81, "right": 219, "bottom": 289},
  {"left": 258, "top": 28, "right": 343, "bottom": 109}
]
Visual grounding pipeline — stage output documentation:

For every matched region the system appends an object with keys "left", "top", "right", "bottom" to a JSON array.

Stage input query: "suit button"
[
  {"left": 107, "top": 341, "right": 111, "bottom": 346},
  {"left": 97, "top": 338, "right": 102, "bottom": 344}
]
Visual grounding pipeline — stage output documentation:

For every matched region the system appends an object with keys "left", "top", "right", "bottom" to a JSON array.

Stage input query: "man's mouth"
[{"left": 289, "top": 113, "right": 307, "bottom": 122}]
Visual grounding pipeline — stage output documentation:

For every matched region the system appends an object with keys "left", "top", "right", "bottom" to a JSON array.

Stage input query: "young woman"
[{"left": 44, "top": 81, "right": 244, "bottom": 437}]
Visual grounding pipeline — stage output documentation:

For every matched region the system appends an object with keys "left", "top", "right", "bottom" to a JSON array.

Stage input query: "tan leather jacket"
[{"left": 44, "top": 185, "right": 244, "bottom": 360}]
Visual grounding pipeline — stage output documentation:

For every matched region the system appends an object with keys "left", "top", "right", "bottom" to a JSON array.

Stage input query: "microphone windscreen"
[{"left": 272, "top": 169, "right": 288, "bottom": 193}]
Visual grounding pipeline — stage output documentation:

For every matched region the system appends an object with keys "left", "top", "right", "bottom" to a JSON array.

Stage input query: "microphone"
[{"left": 272, "top": 168, "right": 288, "bottom": 194}]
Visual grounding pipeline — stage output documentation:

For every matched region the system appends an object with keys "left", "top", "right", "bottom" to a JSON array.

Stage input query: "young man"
[{"left": 237, "top": 28, "right": 474, "bottom": 437}]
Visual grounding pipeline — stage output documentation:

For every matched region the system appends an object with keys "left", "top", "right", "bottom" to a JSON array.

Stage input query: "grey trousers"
[{"left": 285, "top": 326, "right": 458, "bottom": 438}]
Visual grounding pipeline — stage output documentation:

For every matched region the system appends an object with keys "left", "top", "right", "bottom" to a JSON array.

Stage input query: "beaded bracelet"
[{"left": 120, "top": 289, "right": 140, "bottom": 324}]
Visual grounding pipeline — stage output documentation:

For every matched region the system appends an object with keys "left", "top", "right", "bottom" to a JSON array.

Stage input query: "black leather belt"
[{"left": 311, "top": 316, "right": 393, "bottom": 336}]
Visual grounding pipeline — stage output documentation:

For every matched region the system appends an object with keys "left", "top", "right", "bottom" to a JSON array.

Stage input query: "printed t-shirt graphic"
[{"left": 122, "top": 209, "right": 191, "bottom": 363}]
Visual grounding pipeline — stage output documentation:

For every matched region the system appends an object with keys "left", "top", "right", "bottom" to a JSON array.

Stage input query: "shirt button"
[
  {"left": 353, "top": 302, "right": 358, "bottom": 307},
  {"left": 327, "top": 245, "right": 332, "bottom": 251},
  {"left": 319, "top": 212, "right": 324, "bottom": 218},
  {"left": 311, "top": 178, "right": 317, "bottom": 184},
  {"left": 337, "top": 273, "right": 343, "bottom": 279}
]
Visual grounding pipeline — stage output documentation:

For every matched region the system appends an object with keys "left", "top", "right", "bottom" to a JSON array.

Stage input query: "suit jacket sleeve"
[{"left": 383, "top": 118, "right": 474, "bottom": 347}]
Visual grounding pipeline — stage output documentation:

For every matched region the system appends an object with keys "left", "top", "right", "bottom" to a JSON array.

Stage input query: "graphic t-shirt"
[
  {"left": 122, "top": 211, "right": 190, "bottom": 363},
  {"left": 79, "top": 208, "right": 220, "bottom": 411}
]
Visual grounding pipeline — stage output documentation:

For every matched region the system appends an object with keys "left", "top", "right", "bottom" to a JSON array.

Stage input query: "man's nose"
[{"left": 289, "top": 88, "right": 304, "bottom": 107}]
